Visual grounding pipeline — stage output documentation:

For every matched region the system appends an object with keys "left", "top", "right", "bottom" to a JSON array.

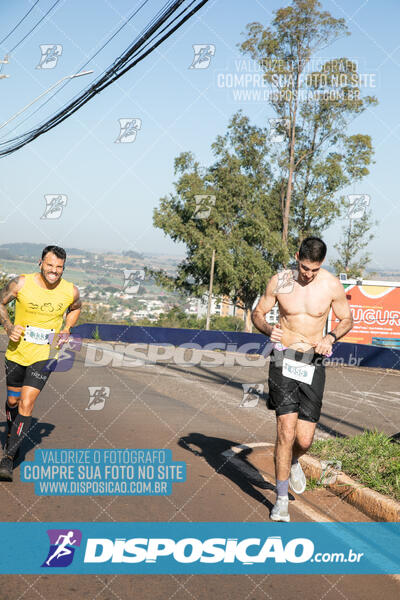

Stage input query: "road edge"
[{"left": 301, "top": 454, "right": 400, "bottom": 522}]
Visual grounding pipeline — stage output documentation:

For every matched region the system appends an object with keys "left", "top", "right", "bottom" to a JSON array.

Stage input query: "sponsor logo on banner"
[{"left": 328, "top": 284, "right": 400, "bottom": 345}]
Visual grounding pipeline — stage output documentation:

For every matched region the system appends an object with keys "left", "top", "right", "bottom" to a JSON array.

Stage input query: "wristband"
[{"left": 327, "top": 331, "right": 337, "bottom": 343}]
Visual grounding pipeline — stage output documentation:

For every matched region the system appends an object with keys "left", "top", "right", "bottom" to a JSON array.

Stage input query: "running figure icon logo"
[
  {"left": 269, "top": 118, "right": 290, "bottom": 143},
  {"left": 318, "top": 460, "right": 342, "bottom": 485},
  {"left": 41, "top": 194, "right": 67, "bottom": 219},
  {"left": 123, "top": 269, "right": 145, "bottom": 294},
  {"left": 189, "top": 44, "right": 215, "bottom": 69},
  {"left": 240, "top": 384, "right": 264, "bottom": 408},
  {"left": 86, "top": 386, "right": 110, "bottom": 411},
  {"left": 273, "top": 269, "right": 298, "bottom": 294},
  {"left": 115, "top": 118, "right": 142, "bottom": 143},
  {"left": 36, "top": 44, "right": 63, "bottom": 69},
  {"left": 41, "top": 529, "right": 82, "bottom": 568},
  {"left": 347, "top": 194, "right": 370, "bottom": 220},
  {"left": 194, "top": 195, "right": 216, "bottom": 219}
]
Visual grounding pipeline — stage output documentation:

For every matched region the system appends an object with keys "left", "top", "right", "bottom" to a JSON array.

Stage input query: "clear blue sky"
[{"left": 0, "top": 0, "right": 399, "bottom": 273}]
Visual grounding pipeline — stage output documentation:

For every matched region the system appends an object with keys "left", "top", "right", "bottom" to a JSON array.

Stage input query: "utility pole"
[{"left": 205, "top": 248, "right": 215, "bottom": 331}]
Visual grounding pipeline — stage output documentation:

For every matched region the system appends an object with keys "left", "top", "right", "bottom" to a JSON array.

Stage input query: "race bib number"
[
  {"left": 24, "top": 325, "right": 55, "bottom": 345},
  {"left": 282, "top": 358, "right": 315, "bottom": 384}
]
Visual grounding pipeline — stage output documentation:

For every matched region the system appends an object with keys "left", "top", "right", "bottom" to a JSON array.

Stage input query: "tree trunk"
[
  {"left": 282, "top": 63, "right": 302, "bottom": 245},
  {"left": 245, "top": 308, "right": 253, "bottom": 333}
]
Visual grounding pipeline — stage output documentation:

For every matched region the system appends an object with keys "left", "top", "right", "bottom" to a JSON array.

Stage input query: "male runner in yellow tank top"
[{"left": 0, "top": 246, "right": 81, "bottom": 481}]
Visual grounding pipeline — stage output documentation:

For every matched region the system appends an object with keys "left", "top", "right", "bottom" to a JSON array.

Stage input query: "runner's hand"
[
  {"left": 313, "top": 336, "right": 333, "bottom": 356},
  {"left": 269, "top": 323, "right": 283, "bottom": 343},
  {"left": 8, "top": 325, "right": 24, "bottom": 342},
  {"left": 56, "top": 329, "right": 70, "bottom": 348}
]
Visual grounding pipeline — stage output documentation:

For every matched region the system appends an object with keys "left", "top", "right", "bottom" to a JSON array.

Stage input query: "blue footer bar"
[{"left": 1, "top": 522, "right": 399, "bottom": 574}]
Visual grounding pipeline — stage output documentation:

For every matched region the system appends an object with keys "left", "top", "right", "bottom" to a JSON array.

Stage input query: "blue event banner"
[{"left": 0, "top": 522, "right": 398, "bottom": 574}]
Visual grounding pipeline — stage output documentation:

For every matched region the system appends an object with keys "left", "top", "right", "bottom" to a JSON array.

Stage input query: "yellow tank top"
[{"left": 5, "top": 273, "right": 74, "bottom": 366}]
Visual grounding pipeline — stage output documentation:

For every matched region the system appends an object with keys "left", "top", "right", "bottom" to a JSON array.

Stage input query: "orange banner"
[{"left": 328, "top": 284, "right": 400, "bottom": 345}]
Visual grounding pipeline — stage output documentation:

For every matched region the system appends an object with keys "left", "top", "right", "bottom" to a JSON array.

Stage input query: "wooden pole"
[{"left": 205, "top": 248, "right": 216, "bottom": 331}]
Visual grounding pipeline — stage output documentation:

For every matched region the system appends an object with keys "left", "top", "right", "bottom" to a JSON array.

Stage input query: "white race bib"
[
  {"left": 24, "top": 325, "right": 55, "bottom": 345},
  {"left": 282, "top": 357, "right": 315, "bottom": 384}
]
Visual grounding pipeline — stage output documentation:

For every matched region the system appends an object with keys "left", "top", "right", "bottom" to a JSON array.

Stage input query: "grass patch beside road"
[{"left": 310, "top": 430, "right": 400, "bottom": 501}]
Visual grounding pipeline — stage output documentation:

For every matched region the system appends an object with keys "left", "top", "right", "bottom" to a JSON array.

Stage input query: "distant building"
[
  {"left": 218, "top": 296, "right": 245, "bottom": 320},
  {"left": 187, "top": 294, "right": 279, "bottom": 325},
  {"left": 131, "top": 310, "right": 149, "bottom": 321},
  {"left": 186, "top": 295, "right": 246, "bottom": 320}
]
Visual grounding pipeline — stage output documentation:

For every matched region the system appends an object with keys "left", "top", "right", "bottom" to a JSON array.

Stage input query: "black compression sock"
[
  {"left": 5, "top": 401, "right": 19, "bottom": 437},
  {"left": 7, "top": 414, "right": 32, "bottom": 459}
]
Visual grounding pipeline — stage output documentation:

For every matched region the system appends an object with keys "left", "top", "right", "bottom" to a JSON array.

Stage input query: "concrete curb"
[
  {"left": 301, "top": 453, "right": 400, "bottom": 522},
  {"left": 225, "top": 443, "right": 400, "bottom": 522}
]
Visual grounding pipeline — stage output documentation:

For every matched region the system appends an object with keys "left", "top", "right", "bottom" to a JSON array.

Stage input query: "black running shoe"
[
  {"left": 0, "top": 456, "right": 13, "bottom": 481},
  {"left": 3, "top": 438, "right": 19, "bottom": 461}
]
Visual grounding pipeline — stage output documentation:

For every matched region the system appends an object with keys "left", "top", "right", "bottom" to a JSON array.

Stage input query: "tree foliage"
[
  {"left": 77, "top": 304, "right": 112, "bottom": 325},
  {"left": 152, "top": 112, "right": 286, "bottom": 331},
  {"left": 238, "top": 0, "right": 377, "bottom": 251},
  {"left": 331, "top": 202, "right": 376, "bottom": 278},
  {"left": 135, "top": 307, "right": 245, "bottom": 332},
  {"left": 152, "top": 0, "right": 377, "bottom": 331}
]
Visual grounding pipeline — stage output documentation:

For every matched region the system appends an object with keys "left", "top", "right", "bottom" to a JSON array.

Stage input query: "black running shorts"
[
  {"left": 4, "top": 357, "right": 57, "bottom": 391},
  {"left": 267, "top": 347, "right": 326, "bottom": 423}
]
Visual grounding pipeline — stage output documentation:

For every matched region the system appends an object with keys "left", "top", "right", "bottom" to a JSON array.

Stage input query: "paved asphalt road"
[{"left": 0, "top": 336, "right": 398, "bottom": 599}]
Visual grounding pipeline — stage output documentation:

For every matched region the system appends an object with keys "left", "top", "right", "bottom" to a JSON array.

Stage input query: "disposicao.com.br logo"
[
  {"left": 83, "top": 536, "right": 363, "bottom": 565},
  {"left": 2, "top": 522, "right": 391, "bottom": 575},
  {"left": 42, "top": 529, "right": 82, "bottom": 568}
]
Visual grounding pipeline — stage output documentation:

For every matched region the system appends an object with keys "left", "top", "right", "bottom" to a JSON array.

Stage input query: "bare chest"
[{"left": 277, "top": 283, "right": 332, "bottom": 318}]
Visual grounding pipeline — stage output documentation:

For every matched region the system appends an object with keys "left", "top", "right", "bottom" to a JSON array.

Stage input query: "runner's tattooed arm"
[
  {"left": 0, "top": 276, "right": 25, "bottom": 336},
  {"left": 63, "top": 285, "right": 82, "bottom": 332}
]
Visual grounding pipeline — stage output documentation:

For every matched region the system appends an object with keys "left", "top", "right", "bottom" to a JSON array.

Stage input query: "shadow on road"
[
  {"left": 1, "top": 419, "right": 55, "bottom": 466},
  {"left": 178, "top": 432, "right": 285, "bottom": 512}
]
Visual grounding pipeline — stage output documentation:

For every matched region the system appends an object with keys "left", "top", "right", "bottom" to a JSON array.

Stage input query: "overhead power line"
[
  {"left": 0, "top": 0, "right": 210, "bottom": 158},
  {"left": 0, "top": 0, "right": 153, "bottom": 140},
  {"left": 0, "top": 0, "right": 41, "bottom": 47},
  {"left": 8, "top": 0, "right": 63, "bottom": 54}
]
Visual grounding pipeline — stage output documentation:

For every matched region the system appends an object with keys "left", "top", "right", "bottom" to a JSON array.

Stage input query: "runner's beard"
[{"left": 41, "top": 268, "right": 62, "bottom": 285}]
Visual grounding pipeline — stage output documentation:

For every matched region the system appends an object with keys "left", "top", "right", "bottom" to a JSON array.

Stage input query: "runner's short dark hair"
[
  {"left": 298, "top": 237, "right": 326, "bottom": 262},
  {"left": 41, "top": 245, "right": 67, "bottom": 262}
]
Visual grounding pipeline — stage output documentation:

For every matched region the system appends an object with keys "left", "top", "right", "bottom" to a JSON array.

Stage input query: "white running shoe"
[
  {"left": 289, "top": 461, "right": 306, "bottom": 494},
  {"left": 270, "top": 496, "right": 290, "bottom": 522}
]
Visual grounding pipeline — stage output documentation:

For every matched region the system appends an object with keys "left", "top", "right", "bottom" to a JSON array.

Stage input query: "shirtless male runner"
[
  {"left": 252, "top": 237, "right": 353, "bottom": 522},
  {"left": 0, "top": 245, "right": 81, "bottom": 481}
]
